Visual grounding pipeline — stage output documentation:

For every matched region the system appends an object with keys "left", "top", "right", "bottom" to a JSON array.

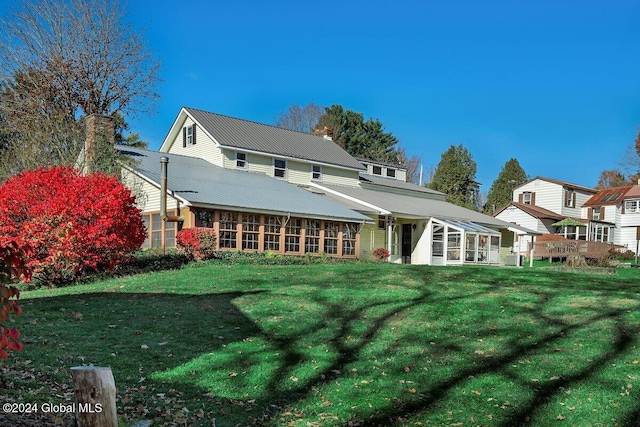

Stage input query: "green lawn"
[{"left": 3, "top": 262, "right": 640, "bottom": 426}]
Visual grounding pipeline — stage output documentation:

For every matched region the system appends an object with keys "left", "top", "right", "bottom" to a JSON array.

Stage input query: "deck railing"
[{"left": 531, "top": 240, "right": 625, "bottom": 259}]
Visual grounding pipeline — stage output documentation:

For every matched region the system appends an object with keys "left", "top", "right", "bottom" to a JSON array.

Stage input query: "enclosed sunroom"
[{"left": 426, "top": 218, "right": 501, "bottom": 266}]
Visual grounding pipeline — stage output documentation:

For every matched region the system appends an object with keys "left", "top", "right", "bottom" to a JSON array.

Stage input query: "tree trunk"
[{"left": 70, "top": 366, "right": 118, "bottom": 427}]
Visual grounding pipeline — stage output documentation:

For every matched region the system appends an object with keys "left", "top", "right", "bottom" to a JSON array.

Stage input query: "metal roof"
[
  {"left": 359, "top": 174, "right": 445, "bottom": 197},
  {"left": 312, "top": 182, "right": 524, "bottom": 230},
  {"left": 183, "top": 107, "right": 366, "bottom": 171},
  {"left": 118, "top": 146, "right": 371, "bottom": 223}
]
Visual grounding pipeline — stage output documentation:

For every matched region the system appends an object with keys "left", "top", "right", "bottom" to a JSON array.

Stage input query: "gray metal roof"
[
  {"left": 184, "top": 107, "right": 366, "bottom": 171},
  {"left": 359, "top": 174, "right": 445, "bottom": 197},
  {"left": 314, "top": 182, "right": 527, "bottom": 230},
  {"left": 118, "top": 146, "right": 371, "bottom": 223}
]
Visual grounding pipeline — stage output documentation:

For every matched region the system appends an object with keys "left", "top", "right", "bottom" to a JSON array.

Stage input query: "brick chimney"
[{"left": 84, "top": 114, "right": 115, "bottom": 172}]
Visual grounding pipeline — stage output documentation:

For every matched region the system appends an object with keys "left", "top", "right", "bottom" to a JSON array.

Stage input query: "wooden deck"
[{"left": 532, "top": 240, "right": 624, "bottom": 259}]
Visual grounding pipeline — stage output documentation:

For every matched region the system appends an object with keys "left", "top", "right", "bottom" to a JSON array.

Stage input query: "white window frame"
[
  {"left": 311, "top": 164, "right": 322, "bottom": 181},
  {"left": 186, "top": 125, "right": 194, "bottom": 146},
  {"left": 236, "top": 152, "right": 247, "bottom": 169},
  {"left": 372, "top": 165, "right": 382, "bottom": 175},
  {"left": 625, "top": 199, "right": 640, "bottom": 213},
  {"left": 274, "top": 158, "right": 287, "bottom": 179},
  {"left": 522, "top": 192, "right": 532, "bottom": 205},
  {"left": 592, "top": 207, "right": 601, "bottom": 220}
]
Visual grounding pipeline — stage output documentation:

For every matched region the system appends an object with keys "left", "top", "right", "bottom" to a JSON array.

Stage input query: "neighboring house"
[
  {"left": 495, "top": 176, "right": 640, "bottom": 254},
  {"left": 119, "top": 107, "right": 538, "bottom": 265},
  {"left": 583, "top": 184, "right": 640, "bottom": 252}
]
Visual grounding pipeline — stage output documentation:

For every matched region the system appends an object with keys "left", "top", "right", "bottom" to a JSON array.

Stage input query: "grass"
[{"left": 2, "top": 262, "right": 640, "bottom": 426}]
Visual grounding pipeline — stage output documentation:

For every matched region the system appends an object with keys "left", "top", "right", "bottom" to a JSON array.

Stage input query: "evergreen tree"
[
  {"left": 427, "top": 144, "right": 477, "bottom": 209},
  {"left": 484, "top": 158, "right": 527, "bottom": 214}
]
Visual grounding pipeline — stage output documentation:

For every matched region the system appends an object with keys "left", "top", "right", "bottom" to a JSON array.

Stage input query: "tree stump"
[
  {"left": 565, "top": 255, "right": 588, "bottom": 268},
  {"left": 70, "top": 366, "right": 118, "bottom": 427}
]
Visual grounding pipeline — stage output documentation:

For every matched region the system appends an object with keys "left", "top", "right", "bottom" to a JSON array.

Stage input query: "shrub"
[
  {"left": 176, "top": 227, "right": 218, "bottom": 261},
  {"left": 608, "top": 248, "right": 635, "bottom": 261},
  {"left": 371, "top": 247, "right": 390, "bottom": 262},
  {"left": 0, "top": 239, "right": 31, "bottom": 359},
  {"left": 0, "top": 165, "right": 146, "bottom": 286}
]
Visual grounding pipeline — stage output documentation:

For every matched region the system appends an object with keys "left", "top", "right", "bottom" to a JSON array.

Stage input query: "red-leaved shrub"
[
  {"left": 0, "top": 239, "right": 31, "bottom": 358},
  {"left": 176, "top": 227, "right": 218, "bottom": 260},
  {"left": 0, "top": 165, "right": 146, "bottom": 285},
  {"left": 371, "top": 247, "right": 390, "bottom": 261}
]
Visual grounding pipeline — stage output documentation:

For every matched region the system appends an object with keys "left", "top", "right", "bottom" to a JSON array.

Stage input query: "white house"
[{"left": 120, "top": 107, "right": 538, "bottom": 265}]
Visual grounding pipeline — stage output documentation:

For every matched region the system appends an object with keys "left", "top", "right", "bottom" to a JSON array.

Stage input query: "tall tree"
[
  {"left": 0, "top": 0, "right": 159, "bottom": 180},
  {"left": 316, "top": 104, "right": 401, "bottom": 164},
  {"left": 484, "top": 158, "right": 528, "bottom": 214},
  {"left": 397, "top": 146, "right": 423, "bottom": 185},
  {"left": 275, "top": 102, "right": 324, "bottom": 133},
  {"left": 595, "top": 169, "right": 630, "bottom": 189},
  {"left": 426, "top": 144, "right": 477, "bottom": 209}
]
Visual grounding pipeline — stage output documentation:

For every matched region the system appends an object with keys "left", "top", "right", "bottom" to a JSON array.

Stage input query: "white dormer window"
[
  {"left": 182, "top": 124, "right": 196, "bottom": 147},
  {"left": 236, "top": 152, "right": 247, "bottom": 169},
  {"left": 386, "top": 168, "right": 396, "bottom": 178},
  {"left": 311, "top": 165, "right": 322, "bottom": 180},
  {"left": 372, "top": 165, "right": 382, "bottom": 175},
  {"left": 625, "top": 199, "right": 639, "bottom": 213},
  {"left": 274, "top": 158, "right": 287, "bottom": 179},
  {"left": 522, "top": 192, "right": 532, "bottom": 205}
]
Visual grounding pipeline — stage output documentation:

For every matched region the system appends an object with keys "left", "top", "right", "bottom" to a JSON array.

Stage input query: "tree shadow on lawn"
[{"left": 10, "top": 266, "right": 640, "bottom": 426}]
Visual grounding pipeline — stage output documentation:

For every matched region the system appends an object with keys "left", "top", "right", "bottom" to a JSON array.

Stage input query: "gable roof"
[
  {"left": 516, "top": 176, "right": 597, "bottom": 194},
  {"left": 118, "top": 146, "right": 371, "bottom": 223},
  {"left": 493, "top": 202, "right": 564, "bottom": 221},
  {"left": 583, "top": 185, "right": 637, "bottom": 207},
  {"left": 165, "top": 107, "right": 366, "bottom": 171}
]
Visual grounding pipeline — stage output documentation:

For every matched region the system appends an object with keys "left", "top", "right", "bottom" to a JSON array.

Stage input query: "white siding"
[
  {"left": 165, "top": 117, "right": 224, "bottom": 167},
  {"left": 514, "top": 179, "right": 563, "bottom": 213},
  {"left": 618, "top": 226, "right": 639, "bottom": 252}
]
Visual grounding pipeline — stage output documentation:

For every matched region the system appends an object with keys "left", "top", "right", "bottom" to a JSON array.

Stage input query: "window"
[
  {"left": 285, "top": 218, "right": 301, "bottom": 252},
  {"left": 432, "top": 226, "right": 444, "bottom": 257},
  {"left": 378, "top": 215, "right": 387, "bottom": 230},
  {"left": 142, "top": 211, "right": 176, "bottom": 249},
  {"left": 386, "top": 168, "right": 396, "bottom": 178},
  {"left": 183, "top": 124, "right": 196, "bottom": 147},
  {"left": 236, "top": 152, "right": 247, "bottom": 169},
  {"left": 625, "top": 199, "right": 640, "bottom": 213},
  {"left": 264, "top": 216, "right": 281, "bottom": 251},
  {"left": 592, "top": 207, "right": 601, "bottom": 220},
  {"left": 195, "top": 210, "right": 214, "bottom": 228},
  {"left": 305, "top": 220, "right": 320, "bottom": 253},
  {"left": 219, "top": 211, "right": 238, "bottom": 248},
  {"left": 242, "top": 214, "right": 259, "bottom": 250},
  {"left": 324, "top": 222, "right": 339, "bottom": 254},
  {"left": 465, "top": 234, "right": 477, "bottom": 261},
  {"left": 142, "top": 215, "right": 150, "bottom": 248},
  {"left": 342, "top": 223, "right": 359, "bottom": 256},
  {"left": 372, "top": 165, "right": 382, "bottom": 175},
  {"left": 447, "top": 232, "right": 461, "bottom": 261},
  {"left": 522, "top": 192, "right": 532, "bottom": 205},
  {"left": 151, "top": 213, "right": 162, "bottom": 248},
  {"left": 274, "top": 158, "right": 287, "bottom": 178},
  {"left": 311, "top": 165, "right": 322, "bottom": 181},
  {"left": 564, "top": 189, "right": 576, "bottom": 208}
]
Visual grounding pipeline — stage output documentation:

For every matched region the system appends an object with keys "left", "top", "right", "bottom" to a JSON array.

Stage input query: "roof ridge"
[{"left": 183, "top": 106, "right": 325, "bottom": 139}]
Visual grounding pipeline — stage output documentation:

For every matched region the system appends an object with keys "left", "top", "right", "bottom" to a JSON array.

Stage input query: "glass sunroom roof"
[{"left": 433, "top": 218, "right": 501, "bottom": 235}]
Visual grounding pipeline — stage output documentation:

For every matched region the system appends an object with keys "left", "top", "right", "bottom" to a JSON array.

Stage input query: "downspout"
[
  {"left": 160, "top": 156, "right": 184, "bottom": 224},
  {"left": 387, "top": 215, "right": 393, "bottom": 262}
]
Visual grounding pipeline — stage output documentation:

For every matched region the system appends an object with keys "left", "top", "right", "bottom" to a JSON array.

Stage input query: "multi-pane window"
[
  {"left": 372, "top": 165, "right": 382, "bottom": 175},
  {"left": 311, "top": 165, "right": 322, "bottom": 180},
  {"left": 142, "top": 215, "right": 150, "bottom": 248},
  {"left": 324, "top": 222, "right": 339, "bottom": 254},
  {"left": 447, "top": 232, "right": 461, "bottom": 261},
  {"left": 264, "top": 216, "right": 281, "bottom": 251},
  {"left": 432, "top": 225, "right": 444, "bottom": 257},
  {"left": 195, "top": 210, "right": 214, "bottom": 228},
  {"left": 151, "top": 213, "right": 162, "bottom": 248},
  {"left": 342, "top": 223, "right": 359, "bottom": 256},
  {"left": 378, "top": 215, "right": 387, "bottom": 229},
  {"left": 592, "top": 207, "right": 601, "bottom": 220},
  {"left": 142, "top": 211, "right": 176, "bottom": 249},
  {"left": 386, "top": 168, "right": 396, "bottom": 178},
  {"left": 274, "top": 158, "right": 287, "bottom": 178},
  {"left": 305, "top": 220, "right": 321, "bottom": 253},
  {"left": 236, "top": 152, "right": 247, "bottom": 169},
  {"left": 564, "top": 189, "right": 576, "bottom": 208},
  {"left": 625, "top": 199, "right": 640, "bottom": 213},
  {"left": 242, "top": 214, "right": 259, "bottom": 250},
  {"left": 219, "top": 211, "right": 238, "bottom": 248},
  {"left": 522, "top": 192, "right": 532, "bottom": 205},
  {"left": 285, "top": 218, "right": 301, "bottom": 252},
  {"left": 186, "top": 125, "right": 194, "bottom": 145}
]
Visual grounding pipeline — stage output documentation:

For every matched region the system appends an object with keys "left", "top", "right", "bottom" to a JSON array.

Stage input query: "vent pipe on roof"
[{"left": 160, "top": 156, "right": 183, "bottom": 223}]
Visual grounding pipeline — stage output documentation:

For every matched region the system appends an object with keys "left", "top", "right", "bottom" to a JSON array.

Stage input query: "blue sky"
[{"left": 28, "top": 1, "right": 640, "bottom": 189}]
